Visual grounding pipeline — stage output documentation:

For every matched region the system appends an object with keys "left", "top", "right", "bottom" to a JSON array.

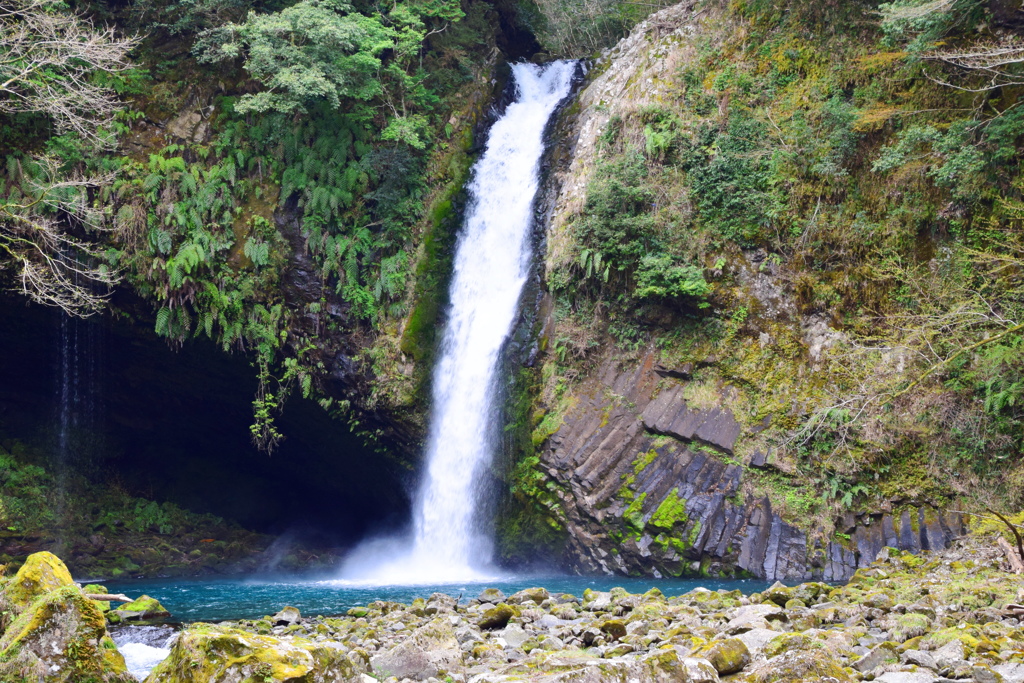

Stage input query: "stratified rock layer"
[{"left": 538, "top": 353, "right": 963, "bottom": 580}]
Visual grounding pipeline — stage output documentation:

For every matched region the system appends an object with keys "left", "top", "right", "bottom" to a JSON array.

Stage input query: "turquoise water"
[{"left": 103, "top": 575, "right": 774, "bottom": 623}]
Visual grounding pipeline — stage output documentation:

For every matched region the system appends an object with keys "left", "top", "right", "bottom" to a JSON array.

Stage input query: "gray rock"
[
  {"left": 477, "top": 588, "right": 505, "bottom": 604},
  {"left": 272, "top": 605, "right": 301, "bottom": 626},
  {"left": 535, "top": 614, "right": 563, "bottom": 629},
  {"left": 467, "top": 647, "right": 720, "bottom": 683},
  {"left": 734, "top": 628, "right": 779, "bottom": 656},
  {"left": 728, "top": 603, "right": 785, "bottom": 622},
  {"left": 931, "top": 640, "right": 965, "bottom": 669},
  {"left": 853, "top": 644, "right": 897, "bottom": 673},
  {"left": 902, "top": 650, "right": 937, "bottom": 669},
  {"left": 972, "top": 665, "right": 1005, "bottom": 683},
  {"left": 723, "top": 617, "right": 771, "bottom": 634},
  {"left": 498, "top": 624, "right": 530, "bottom": 648},
  {"left": 584, "top": 591, "right": 613, "bottom": 611},
  {"left": 370, "top": 619, "right": 463, "bottom": 681},
  {"left": 537, "top": 636, "right": 563, "bottom": 651},
  {"left": 676, "top": 657, "right": 720, "bottom": 683},
  {"left": 994, "top": 663, "right": 1024, "bottom": 683},
  {"left": 876, "top": 673, "right": 938, "bottom": 683}
]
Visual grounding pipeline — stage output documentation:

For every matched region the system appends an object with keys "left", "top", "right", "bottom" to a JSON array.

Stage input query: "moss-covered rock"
[
  {"left": 147, "top": 622, "right": 366, "bottom": 682},
  {"left": 891, "top": 612, "right": 931, "bottom": 642},
  {"left": 762, "top": 581, "right": 795, "bottom": 607},
  {"left": 600, "top": 618, "right": 627, "bottom": 640},
  {"left": 83, "top": 583, "right": 111, "bottom": 612},
  {"left": 0, "top": 585, "right": 133, "bottom": 683},
  {"left": 113, "top": 594, "right": 171, "bottom": 621},
  {"left": 746, "top": 649, "right": 853, "bottom": 682},
  {"left": 694, "top": 637, "right": 750, "bottom": 674},
  {"left": 508, "top": 587, "right": 549, "bottom": 605},
  {"left": 478, "top": 603, "right": 517, "bottom": 629},
  {"left": 0, "top": 551, "right": 75, "bottom": 613}
]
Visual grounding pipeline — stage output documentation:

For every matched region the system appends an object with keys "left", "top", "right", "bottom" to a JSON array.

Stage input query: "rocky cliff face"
[
  {"left": 522, "top": 1, "right": 970, "bottom": 580},
  {"left": 534, "top": 349, "right": 964, "bottom": 580}
]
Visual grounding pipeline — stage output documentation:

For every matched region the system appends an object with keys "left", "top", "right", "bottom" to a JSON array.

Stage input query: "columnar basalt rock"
[{"left": 535, "top": 352, "right": 963, "bottom": 581}]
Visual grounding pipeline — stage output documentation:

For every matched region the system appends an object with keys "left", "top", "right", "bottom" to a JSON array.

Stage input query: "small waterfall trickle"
[
  {"left": 52, "top": 294, "right": 104, "bottom": 545},
  {"left": 342, "top": 61, "right": 577, "bottom": 584}
]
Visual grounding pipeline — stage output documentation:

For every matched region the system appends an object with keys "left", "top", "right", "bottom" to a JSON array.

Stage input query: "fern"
[
  {"left": 244, "top": 239, "right": 270, "bottom": 267},
  {"left": 155, "top": 306, "right": 172, "bottom": 336}
]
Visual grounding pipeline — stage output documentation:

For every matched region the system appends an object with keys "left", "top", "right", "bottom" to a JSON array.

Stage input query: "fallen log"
[
  {"left": 998, "top": 537, "right": 1024, "bottom": 574},
  {"left": 85, "top": 593, "right": 133, "bottom": 603}
]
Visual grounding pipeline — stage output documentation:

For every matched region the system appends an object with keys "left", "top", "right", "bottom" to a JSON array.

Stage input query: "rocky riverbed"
[{"left": 1, "top": 537, "right": 1023, "bottom": 682}]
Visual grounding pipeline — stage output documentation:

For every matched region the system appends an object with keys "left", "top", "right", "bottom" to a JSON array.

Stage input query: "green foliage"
[
  {"left": 878, "top": 0, "right": 984, "bottom": 49},
  {"left": 207, "top": 0, "right": 460, "bottom": 148},
  {"left": 680, "top": 114, "right": 772, "bottom": 245},
  {"left": 211, "top": 0, "right": 396, "bottom": 114},
  {"left": 0, "top": 442, "right": 261, "bottom": 574},
  {"left": 634, "top": 255, "right": 710, "bottom": 302},
  {"left": 527, "top": 0, "right": 665, "bottom": 56}
]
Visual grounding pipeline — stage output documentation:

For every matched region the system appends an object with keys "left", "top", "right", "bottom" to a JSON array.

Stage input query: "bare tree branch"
[
  {"left": 0, "top": 1, "right": 137, "bottom": 316},
  {"left": 0, "top": 0, "right": 139, "bottom": 147}
]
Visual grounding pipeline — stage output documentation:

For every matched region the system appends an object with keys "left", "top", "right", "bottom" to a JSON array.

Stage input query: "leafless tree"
[
  {"left": 0, "top": 0, "right": 138, "bottom": 316},
  {"left": 0, "top": 157, "right": 120, "bottom": 314},
  {"left": 924, "top": 37, "right": 1024, "bottom": 92},
  {"left": 0, "top": 0, "right": 138, "bottom": 146}
]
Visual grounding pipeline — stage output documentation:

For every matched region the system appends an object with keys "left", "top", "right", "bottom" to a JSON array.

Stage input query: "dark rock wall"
[{"left": 537, "top": 351, "right": 964, "bottom": 581}]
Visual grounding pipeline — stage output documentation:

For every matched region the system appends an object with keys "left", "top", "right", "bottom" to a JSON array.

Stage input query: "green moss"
[
  {"left": 114, "top": 595, "right": 170, "bottom": 620},
  {"left": 892, "top": 613, "right": 930, "bottom": 642},
  {"left": 3, "top": 551, "right": 72, "bottom": 605},
  {"left": 623, "top": 493, "right": 648, "bottom": 531},
  {"left": 649, "top": 490, "right": 688, "bottom": 531}
]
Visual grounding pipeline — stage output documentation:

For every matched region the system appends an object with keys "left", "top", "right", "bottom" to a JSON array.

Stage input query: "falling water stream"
[
  {"left": 53, "top": 296, "right": 103, "bottom": 551},
  {"left": 341, "top": 61, "right": 578, "bottom": 584}
]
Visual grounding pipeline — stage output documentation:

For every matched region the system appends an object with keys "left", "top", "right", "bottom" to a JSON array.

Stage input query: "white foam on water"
[
  {"left": 341, "top": 61, "right": 577, "bottom": 585},
  {"left": 118, "top": 642, "right": 171, "bottom": 680},
  {"left": 112, "top": 624, "right": 176, "bottom": 680}
]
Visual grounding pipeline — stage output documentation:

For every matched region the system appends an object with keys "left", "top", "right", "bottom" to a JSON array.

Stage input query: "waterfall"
[
  {"left": 341, "top": 60, "right": 577, "bottom": 584},
  {"left": 52, "top": 258, "right": 104, "bottom": 543}
]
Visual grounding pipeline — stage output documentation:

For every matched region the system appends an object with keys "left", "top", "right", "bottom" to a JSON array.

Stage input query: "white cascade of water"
[{"left": 341, "top": 60, "right": 577, "bottom": 584}]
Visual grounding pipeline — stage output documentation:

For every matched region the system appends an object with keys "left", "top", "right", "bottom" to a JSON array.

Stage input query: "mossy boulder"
[
  {"left": 1, "top": 551, "right": 75, "bottom": 612},
  {"left": 600, "top": 619, "right": 627, "bottom": 640},
  {"left": 694, "top": 637, "right": 750, "bottom": 674},
  {"left": 746, "top": 649, "right": 853, "bottom": 682},
  {"left": 0, "top": 585, "right": 132, "bottom": 683},
  {"left": 762, "top": 581, "right": 795, "bottom": 607},
  {"left": 113, "top": 594, "right": 171, "bottom": 621},
  {"left": 478, "top": 603, "right": 517, "bottom": 629},
  {"left": 891, "top": 612, "right": 931, "bottom": 641},
  {"left": 508, "top": 587, "right": 549, "bottom": 605},
  {"left": 763, "top": 632, "right": 812, "bottom": 659},
  {"left": 369, "top": 618, "right": 463, "bottom": 680},
  {"left": 148, "top": 622, "right": 366, "bottom": 683},
  {"left": 477, "top": 588, "right": 506, "bottom": 603}
]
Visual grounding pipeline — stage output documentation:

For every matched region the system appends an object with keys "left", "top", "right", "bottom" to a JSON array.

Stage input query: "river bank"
[{"left": 2, "top": 533, "right": 1022, "bottom": 682}]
